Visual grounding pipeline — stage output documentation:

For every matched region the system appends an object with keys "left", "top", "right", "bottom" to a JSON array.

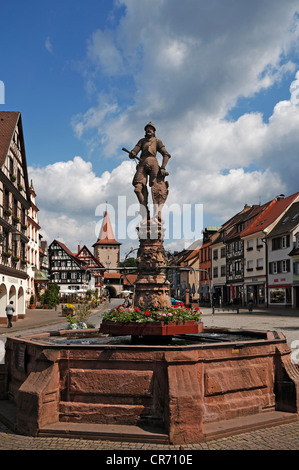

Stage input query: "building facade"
[
  {"left": 76, "top": 245, "right": 105, "bottom": 294},
  {"left": 26, "top": 179, "right": 41, "bottom": 305},
  {"left": 48, "top": 240, "right": 89, "bottom": 297},
  {"left": 0, "top": 112, "right": 31, "bottom": 323},
  {"left": 266, "top": 202, "right": 299, "bottom": 308}
]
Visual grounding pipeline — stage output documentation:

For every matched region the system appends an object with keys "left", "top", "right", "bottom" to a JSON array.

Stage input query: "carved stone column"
[{"left": 134, "top": 222, "right": 171, "bottom": 310}]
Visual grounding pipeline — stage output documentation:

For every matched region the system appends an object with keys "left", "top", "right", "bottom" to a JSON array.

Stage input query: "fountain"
[{"left": 0, "top": 123, "right": 299, "bottom": 444}]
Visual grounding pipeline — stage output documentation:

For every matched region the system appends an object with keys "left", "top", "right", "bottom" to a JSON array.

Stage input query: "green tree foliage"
[{"left": 43, "top": 283, "right": 60, "bottom": 308}]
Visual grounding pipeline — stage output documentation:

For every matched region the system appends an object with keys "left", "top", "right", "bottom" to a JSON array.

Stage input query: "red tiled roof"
[
  {"left": 93, "top": 210, "right": 121, "bottom": 246},
  {"left": 240, "top": 193, "right": 299, "bottom": 237},
  {"left": 0, "top": 111, "right": 20, "bottom": 167}
]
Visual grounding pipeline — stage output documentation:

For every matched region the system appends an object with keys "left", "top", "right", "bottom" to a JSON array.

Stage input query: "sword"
[{"left": 122, "top": 147, "right": 141, "bottom": 162}]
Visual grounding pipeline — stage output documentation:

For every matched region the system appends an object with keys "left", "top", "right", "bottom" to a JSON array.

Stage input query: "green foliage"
[
  {"left": 43, "top": 283, "right": 60, "bottom": 308},
  {"left": 120, "top": 257, "right": 137, "bottom": 267}
]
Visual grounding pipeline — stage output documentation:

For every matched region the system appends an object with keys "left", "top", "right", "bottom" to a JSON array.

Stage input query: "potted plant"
[
  {"left": 29, "top": 295, "right": 35, "bottom": 309},
  {"left": 13, "top": 217, "right": 20, "bottom": 224},
  {"left": 4, "top": 209, "right": 12, "bottom": 217},
  {"left": 10, "top": 174, "right": 17, "bottom": 182},
  {"left": 12, "top": 255, "right": 20, "bottom": 262},
  {"left": 3, "top": 251, "right": 12, "bottom": 258}
]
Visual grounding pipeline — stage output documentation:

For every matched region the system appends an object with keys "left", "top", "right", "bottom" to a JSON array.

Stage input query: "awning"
[{"left": 34, "top": 270, "right": 49, "bottom": 283}]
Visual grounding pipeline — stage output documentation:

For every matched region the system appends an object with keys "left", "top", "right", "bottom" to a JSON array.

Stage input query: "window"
[
  {"left": 269, "top": 287, "right": 291, "bottom": 304},
  {"left": 213, "top": 267, "right": 218, "bottom": 278},
  {"left": 235, "top": 261, "right": 241, "bottom": 274},
  {"left": 257, "top": 258, "right": 263, "bottom": 270},
  {"left": 221, "top": 247, "right": 226, "bottom": 258},
  {"left": 272, "top": 235, "right": 290, "bottom": 250},
  {"left": 221, "top": 265, "right": 226, "bottom": 276},
  {"left": 257, "top": 237, "right": 263, "bottom": 248},
  {"left": 269, "top": 260, "right": 290, "bottom": 274},
  {"left": 247, "top": 260, "right": 253, "bottom": 271},
  {"left": 247, "top": 240, "right": 253, "bottom": 251},
  {"left": 3, "top": 189, "right": 9, "bottom": 211},
  {"left": 213, "top": 249, "right": 218, "bottom": 260}
]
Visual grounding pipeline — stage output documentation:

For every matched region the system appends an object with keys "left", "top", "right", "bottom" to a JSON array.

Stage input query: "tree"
[
  {"left": 120, "top": 257, "right": 137, "bottom": 267},
  {"left": 43, "top": 283, "right": 60, "bottom": 308}
]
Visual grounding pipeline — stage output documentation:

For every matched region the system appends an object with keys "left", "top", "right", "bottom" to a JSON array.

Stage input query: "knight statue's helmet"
[{"left": 144, "top": 122, "right": 156, "bottom": 132}]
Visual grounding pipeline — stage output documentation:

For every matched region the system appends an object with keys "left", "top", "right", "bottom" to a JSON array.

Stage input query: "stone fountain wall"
[{"left": 2, "top": 329, "right": 299, "bottom": 444}]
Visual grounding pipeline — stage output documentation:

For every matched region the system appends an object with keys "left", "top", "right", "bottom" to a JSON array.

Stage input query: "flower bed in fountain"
[{"left": 100, "top": 303, "right": 204, "bottom": 336}]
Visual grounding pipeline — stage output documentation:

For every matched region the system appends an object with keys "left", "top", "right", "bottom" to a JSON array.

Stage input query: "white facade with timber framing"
[
  {"left": 49, "top": 240, "right": 90, "bottom": 296},
  {"left": 0, "top": 111, "right": 31, "bottom": 323},
  {"left": 76, "top": 245, "right": 105, "bottom": 293}
]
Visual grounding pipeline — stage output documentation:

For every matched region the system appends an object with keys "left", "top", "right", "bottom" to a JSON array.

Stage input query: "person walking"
[{"left": 5, "top": 301, "right": 15, "bottom": 328}]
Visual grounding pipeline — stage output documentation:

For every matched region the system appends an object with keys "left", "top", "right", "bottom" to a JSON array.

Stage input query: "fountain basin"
[{"left": 2, "top": 326, "right": 299, "bottom": 444}]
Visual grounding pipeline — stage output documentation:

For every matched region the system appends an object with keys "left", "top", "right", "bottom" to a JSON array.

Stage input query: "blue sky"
[{"left": 1, "top": 1, "right": 299, "bottom": 256}]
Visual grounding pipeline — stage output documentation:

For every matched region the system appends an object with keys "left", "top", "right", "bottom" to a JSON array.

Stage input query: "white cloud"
[
  {"left": 34, "top": 1, "right": 299, "bottom": 254},
  {"left": 45, "top": 36, "right": 54, "bottom": 55}
]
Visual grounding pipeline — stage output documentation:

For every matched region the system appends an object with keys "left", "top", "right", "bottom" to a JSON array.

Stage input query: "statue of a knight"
[{"left": 129, "top": 122, "right": 171, "bottom": 223}]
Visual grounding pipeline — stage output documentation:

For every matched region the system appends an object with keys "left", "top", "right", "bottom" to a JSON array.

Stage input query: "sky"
[{"left": 1, "top": 0, "right": 299, "bottom": 258}]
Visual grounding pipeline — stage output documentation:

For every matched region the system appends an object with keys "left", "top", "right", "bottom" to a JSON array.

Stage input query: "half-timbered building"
[
  {"left": 0, "top": 112, "right": 31, "bottom": 322},
  {"left": 49, "top": 240, "right": 89, "bottom": 296},
  {"left": 76, "top": 245, "right": 105, "bottom": 293}
]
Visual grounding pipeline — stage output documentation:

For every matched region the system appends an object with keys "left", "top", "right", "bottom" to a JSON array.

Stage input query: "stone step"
[
  {"left": 203, "top": 410, "right": 298, "bottom": 441},
  {"left": 38, "top": 421, "right": 169, "bottom": 444}
]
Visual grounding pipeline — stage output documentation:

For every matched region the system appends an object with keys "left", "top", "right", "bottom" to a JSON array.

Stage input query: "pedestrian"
[{"left": 5, "top": 301, "right": 15, "bottom": 328}]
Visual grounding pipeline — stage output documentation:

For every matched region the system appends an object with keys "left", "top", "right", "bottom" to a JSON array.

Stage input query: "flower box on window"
[
  {"left": 4, "top": 209, "right": 12, "bottom": 216},
  {"left": 13, "top": 217, "right": 20, "bottom": 224},
  {"left": 12, "top": 256, "right": 20, "bottom": 262},
  {"left": 18, "top": 184, "right": 24, "bottom": 191},
  {"left": 10, "top": 174, "right": 17, "bottom": 182},
  {"left": 3, "top": 251, "right": 12, "bottom": 258}
]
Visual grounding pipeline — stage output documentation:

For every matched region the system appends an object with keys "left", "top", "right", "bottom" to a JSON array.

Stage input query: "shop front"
[
  {"left": 246, "top": 281, "right": 266, "bottom": 306},
  {"left": 268, "top": 284, "right": 292, "bottom": 307}
]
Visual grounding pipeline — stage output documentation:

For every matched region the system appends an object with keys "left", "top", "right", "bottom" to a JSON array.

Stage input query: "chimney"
[
  {"left": 276, "top": 194, "right": 285, "bottom": 201},
  {"left": 78, "top": 245, "right": 81, "bottom": 253}
]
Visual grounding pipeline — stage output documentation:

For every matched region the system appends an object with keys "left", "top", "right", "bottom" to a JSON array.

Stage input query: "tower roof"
[{"left": 93, "top": 210, "right": 121, "bottom": 246}]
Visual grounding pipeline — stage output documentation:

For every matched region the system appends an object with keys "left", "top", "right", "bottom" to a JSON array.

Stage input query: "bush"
[{"left": 43, "top": 283, "right": 60, "bottom": 309}]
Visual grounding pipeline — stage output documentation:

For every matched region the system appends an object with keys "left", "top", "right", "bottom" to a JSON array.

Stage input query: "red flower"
[
  {"left": 144, "top": 311, "right": 150, "bottom": 316},
  {"left": 134, "top": 307, "right": 140, "bottom": 312},
  {"left": 195, "top": 307, "right": 200, "bottom": 311}
]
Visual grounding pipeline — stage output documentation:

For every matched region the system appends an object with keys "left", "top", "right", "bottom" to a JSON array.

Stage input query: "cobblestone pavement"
[
  {"left": 0, "top": 302, "right": 298, "bottom": 452},
  {"left": 0, "top": 419, "right": 299, "bottom": 450}
]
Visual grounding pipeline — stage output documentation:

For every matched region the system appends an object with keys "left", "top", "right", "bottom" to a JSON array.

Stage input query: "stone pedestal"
[{"left": 134, "top": 220, "right": 171, "bottom": 310}]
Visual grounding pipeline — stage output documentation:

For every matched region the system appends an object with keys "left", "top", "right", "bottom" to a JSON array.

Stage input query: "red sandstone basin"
[{"left": 3, "top": 326, "right": 299, "bottom": 445}]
